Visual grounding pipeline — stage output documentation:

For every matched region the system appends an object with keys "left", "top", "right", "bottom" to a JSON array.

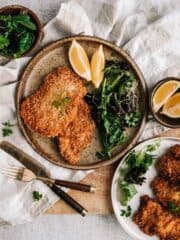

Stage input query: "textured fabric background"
[{"left": 0, "top": 0, "right": 179, "bottom": 239}]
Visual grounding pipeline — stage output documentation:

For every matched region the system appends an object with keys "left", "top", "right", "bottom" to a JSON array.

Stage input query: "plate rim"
[
  {"left": 16, "top": 35, "right": 147, "bottom": 170},
  {"left": 111, "top": 136, "right": 180, "bottom": 240}
]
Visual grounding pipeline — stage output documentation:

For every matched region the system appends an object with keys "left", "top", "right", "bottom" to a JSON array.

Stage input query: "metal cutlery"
[
  {"left": 0, "top": 165, "right": 89, "bottom": 216},
  {"left": 1, "top": 166, "right": 95, "bottom": 192},
  {"left": 0, "top": 141, "right": 96, "bottom": 216}
]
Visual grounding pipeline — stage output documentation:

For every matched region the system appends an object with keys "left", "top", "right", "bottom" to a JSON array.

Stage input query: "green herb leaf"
[
  {"left": 32, "top": 191, "right": 43, "bottom": 201},
  {"left": 12, "top": 14, "right": 37, "bottom": 31},
  {"left": 19, "top": 31, "right": 35, "bottom": 54},
  {"left": 120, "top": 205, "right": 132, "bottom": 217},
  {"left": 120, "top": 180, "right": 137, "bottom": 206},
  {"left": 167, "top": 201, "right": 180, "bottom": 215},
  {"left": 1, "top": 121, "right": 14, "bottom": 137},
  {"left": 125, "top": 111, "right": 140, "bottom": 127},
  {"left": 2, "top": 128, "right": 13, "bottom": 137},
  {"left": 0, "top": 35, "right": 10, "bottom": 50}
]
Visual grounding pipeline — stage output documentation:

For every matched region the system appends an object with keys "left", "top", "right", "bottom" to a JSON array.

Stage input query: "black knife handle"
[{"left": 51, "top": 184, "right": 87, "bottom": 216}]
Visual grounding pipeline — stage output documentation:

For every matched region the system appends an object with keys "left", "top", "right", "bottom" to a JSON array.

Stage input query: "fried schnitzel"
[
  {"left": 133, "top": 195, "right": 180, "bottom": 240},
  {"left": 170, "top": 144, "right": 180, "bottom": 159},
  {"left": 152, "top": 177, "right": 180, "bottom": 209},
  {"left": 58, "top": 100, "right": 95, "bottom": 164},
  {"left": 21, "top": 67, "right": 87, "bottom": 137},
  {"left": 157, "top": 144, "right": 180, "bottom": 184}
]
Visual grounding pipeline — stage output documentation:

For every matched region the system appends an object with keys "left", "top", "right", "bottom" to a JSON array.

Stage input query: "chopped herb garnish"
[
  {"left": 85, "top": 59, "right": 140, "bottom": 159},
  {"left": 32, "top": 191, "right": 43, "bottom": 201},
  {"left": 167, "top": 201, "right": 180, "bottom": 215},
  {"left": 1, "top": 121, "right": 14, "bottom": 137},
  {"left": 120, "top": 205, "right": 132, "bottom": 217},
  {"left": 52, "top": 96, "right": 71, "bottom": 110}
]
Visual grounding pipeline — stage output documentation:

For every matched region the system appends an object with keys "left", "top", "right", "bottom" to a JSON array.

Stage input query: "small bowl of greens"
[{"left": 0, "top": 5, "right": 42, "bottom": 58}]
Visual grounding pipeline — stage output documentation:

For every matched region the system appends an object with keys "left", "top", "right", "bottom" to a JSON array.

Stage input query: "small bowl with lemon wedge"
[{"left": 150, "top": 77, "right": 180, "bottom": 128}]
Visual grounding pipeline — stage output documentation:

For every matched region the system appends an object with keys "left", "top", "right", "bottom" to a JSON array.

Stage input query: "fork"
[
  {"left": 1, "top": 166, "right": 95, "bottom": 192},
  {"left": 1, "top": 166, "right": 91, "bottom": 216}
]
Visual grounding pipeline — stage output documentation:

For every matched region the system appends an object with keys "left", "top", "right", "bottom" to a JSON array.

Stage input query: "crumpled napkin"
[{"left": 1, "top": 0, "right": 180, "bottom": 225}]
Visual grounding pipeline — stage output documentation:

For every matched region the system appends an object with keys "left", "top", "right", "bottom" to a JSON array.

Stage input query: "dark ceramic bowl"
[
  {"left": 0, "top": 5, "right": 42, "bottom": 58},
  {"left": 150, "top": 77, "right": 180, "bottom": 128}
]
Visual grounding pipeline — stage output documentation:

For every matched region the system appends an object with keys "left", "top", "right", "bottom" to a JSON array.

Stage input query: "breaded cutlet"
[
  {"left": 133, "top": 195, "right": 180, "bottom": 240},
  {"left": 157, "top": 144, "right": 180, "bottom": 184},
  {"left": 152, "top": 177, "right": 180, "bottom": 209},
  {"left": 21, "top": 66, "right": 87, "bottom": 137},
  {"left": 58, "top": 100, "right": 95, "bottom": 165},
  {"left": 170, "top": 144, "right": 180, "bottom": 159}
]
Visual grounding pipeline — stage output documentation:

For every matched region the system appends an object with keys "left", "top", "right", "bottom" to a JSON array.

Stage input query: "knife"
[{"left": 0, "top": 141, "right": 88, "bottom": 216}]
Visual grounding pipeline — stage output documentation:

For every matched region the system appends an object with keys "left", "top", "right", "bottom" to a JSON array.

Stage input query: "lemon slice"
[
  {"left": 91, "top": 45, "right": 105, "bottom": 88},
  {"left": 153, "top": 80, "right": 180, "bottom": 112},
  {"left": 69, "top": 40, "right": 91, "bottom": 81},
  {"left": 161, "top": 92, "right": 180, "bottom": 118}
]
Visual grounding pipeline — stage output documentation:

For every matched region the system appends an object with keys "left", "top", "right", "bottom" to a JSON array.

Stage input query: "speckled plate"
[{"left": 16, "top": 35, "right": 147, "bottom": 170}]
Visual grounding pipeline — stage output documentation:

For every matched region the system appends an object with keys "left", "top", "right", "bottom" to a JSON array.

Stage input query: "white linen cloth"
[{"left": 0, "top": 0, "right": 180, "bottom": 225}]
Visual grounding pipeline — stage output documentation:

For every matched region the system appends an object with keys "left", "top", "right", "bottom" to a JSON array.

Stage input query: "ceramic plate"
[
  {"left": 16, "top": 35, "right": 147, "bottom": 170},
  {"left": 111, "top": 137, "right": 180, "bottom": 240}
]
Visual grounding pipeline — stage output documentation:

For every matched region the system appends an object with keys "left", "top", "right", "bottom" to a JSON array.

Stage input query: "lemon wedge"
[
  {"left": 153, "top": 80, "right": 180, "bottom": 112},
  {"left": 91, "top": 45, "right": 105, "bottom": 88},
  {"left": 69, "top": 40, "right": 91, "bottom": 81},
  {"left": 161, "top": 92, "right": 180, "bottom": 118}
]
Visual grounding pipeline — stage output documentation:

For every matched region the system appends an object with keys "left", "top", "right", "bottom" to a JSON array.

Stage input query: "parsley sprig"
[
  {"left": 32, "top": 191, "right": 43, "bottom": 201},
  {"left": 1, "top": 121, "right": 14, "bottom": 137},
  {"left": 120, "top": 205, "right": 132, "bottom": 217}
]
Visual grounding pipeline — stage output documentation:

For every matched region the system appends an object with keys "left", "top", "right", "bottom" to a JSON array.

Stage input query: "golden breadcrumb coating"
[
  {"left": 157, "top": 144, "right": 180, "bottom": 184},
  {"left": 58, "top": 100, "right": 95, "bottom": 164},
  {"left": 152, "top": 177, "right": 180, "bottom": 208},
  {"left": 21, "top": 66, "right": 87, "bottom": 137},
  {"left": 133, "top": 195, "right": 180, "bottom": 240},
  {"left": 170, "top": 144, "right": 180, "bottom": 159}
]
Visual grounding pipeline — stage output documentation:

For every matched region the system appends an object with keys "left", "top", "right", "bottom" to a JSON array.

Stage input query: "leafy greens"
[
  {"left": 86, "top": 59, "right": 140, "bottom": 159},
  {"left": 0, "top": 12, "right": 36, "bottom": 58},
  {"left": 119, "top": 141, "right": 160, "bottom": 208}
]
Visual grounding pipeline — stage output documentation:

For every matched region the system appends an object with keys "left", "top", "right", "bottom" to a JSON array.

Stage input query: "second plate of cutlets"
[
  {"left": 16, "top": 36, "right": 147, "bottom": 170},
  {"left": 111, "top": 137, "right": 180, "bottom": 240}
]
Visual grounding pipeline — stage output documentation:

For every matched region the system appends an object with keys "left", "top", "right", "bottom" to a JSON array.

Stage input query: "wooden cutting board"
[{"left": 46, "top": 129, "right": 180, "bottom": 214}]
